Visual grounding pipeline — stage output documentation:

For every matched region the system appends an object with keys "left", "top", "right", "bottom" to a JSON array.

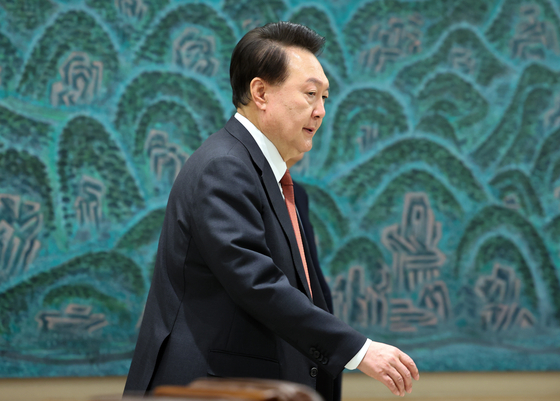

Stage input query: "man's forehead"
[{"left": 283, "top": 47, "right": 329, "bottom": 88}]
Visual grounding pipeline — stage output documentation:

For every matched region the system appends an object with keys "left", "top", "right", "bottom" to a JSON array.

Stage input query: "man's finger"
[
  {"left": 393, "top": 357, "right": 413, "bottom": 393},
  {"left": 382, "top": 372, "right": 403, "bottom": 397},
  {"left": 399, "top": 352, "right": 420, "bottom": 381},
  {"left": 386, "top": 365, "right": 407, "bottom": 397}
]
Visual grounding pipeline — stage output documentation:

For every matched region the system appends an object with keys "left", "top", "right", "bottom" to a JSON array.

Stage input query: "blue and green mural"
[{"left": 1, "top": 0, "right": 560, "bottom": 377}]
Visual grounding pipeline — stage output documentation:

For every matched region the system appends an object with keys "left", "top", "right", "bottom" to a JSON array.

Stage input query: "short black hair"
[{"left": 230, "top": 21, "right": 325, "bottom": 109}]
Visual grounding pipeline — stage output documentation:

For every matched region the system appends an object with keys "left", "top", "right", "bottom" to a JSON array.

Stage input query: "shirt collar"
[{"left": 235, "top": 112, "right": 287, "bottom": 183}]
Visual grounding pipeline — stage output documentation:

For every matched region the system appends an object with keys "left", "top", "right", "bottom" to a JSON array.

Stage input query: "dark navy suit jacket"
[{"left": 124, "top": 117, "right": 365, "bottom": 401}]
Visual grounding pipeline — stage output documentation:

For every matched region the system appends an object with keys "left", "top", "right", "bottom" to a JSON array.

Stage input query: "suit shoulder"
[{"left": 193, "top": 128, "right": 251, "bottom": 161}]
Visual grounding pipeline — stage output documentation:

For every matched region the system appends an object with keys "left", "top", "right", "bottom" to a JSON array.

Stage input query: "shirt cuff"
[{"left": 344, "top": 338, "right": 372, "bottom": 370}]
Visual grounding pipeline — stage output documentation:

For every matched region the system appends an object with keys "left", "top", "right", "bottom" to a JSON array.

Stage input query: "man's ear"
[{"left": 249, "top": 78, "right": 267, "bottom": 110}]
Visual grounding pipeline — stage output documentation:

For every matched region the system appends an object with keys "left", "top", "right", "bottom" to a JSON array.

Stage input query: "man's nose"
[{"left": 313, "top": 100, "right": 326, "bottom": 119}]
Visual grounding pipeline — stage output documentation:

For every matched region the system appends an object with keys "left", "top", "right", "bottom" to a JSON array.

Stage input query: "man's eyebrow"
[{"left": 306, "top": 77, "right": 329, "bottom": 90}]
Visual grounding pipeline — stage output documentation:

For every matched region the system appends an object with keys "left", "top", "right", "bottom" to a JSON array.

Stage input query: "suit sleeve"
[{"left": 187, "top": 154, "right": 366, "bottom": 377}]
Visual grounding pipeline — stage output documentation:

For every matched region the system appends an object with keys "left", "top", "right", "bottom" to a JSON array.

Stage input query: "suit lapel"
[
  {"left": 224, "top": 117, "right": 313, "bottom": 300},
  {"left": 298, "top": 213, "right": 328, "bottom": 309}
]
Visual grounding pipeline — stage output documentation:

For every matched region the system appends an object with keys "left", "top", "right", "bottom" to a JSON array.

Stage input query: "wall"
[{"left": 1, "top": 0, "right": 560, "bottom": 378}]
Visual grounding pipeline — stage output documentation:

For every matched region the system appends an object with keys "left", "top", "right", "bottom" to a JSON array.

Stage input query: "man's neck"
[
  {"left": 236, "top": 107, "right": 262, "bottom": 135},
  {"left": 234, "top": 112, "right": 287, "bottom": 185},
  {"left": 238, "top": 107, "right": 284, "bottom": 156}
]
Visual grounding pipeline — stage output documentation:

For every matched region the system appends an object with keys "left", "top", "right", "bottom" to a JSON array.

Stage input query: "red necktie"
[{"left": 280, "top": 169, "right": 312, "bottom": 298}]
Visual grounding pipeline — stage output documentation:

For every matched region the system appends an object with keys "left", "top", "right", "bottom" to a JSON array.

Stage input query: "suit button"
[
  {"left": 313, "top": 350, "right": 321, "bottom": 359},
  {"left": 310, "top": 367, "right": 318, "bottom": 377},
  {"left": 321, "top": 357, "right": 328, "bottom": 365}
]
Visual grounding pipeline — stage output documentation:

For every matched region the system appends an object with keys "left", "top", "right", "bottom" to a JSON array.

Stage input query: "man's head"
[
  {"left": 231, "top": 22, "right": 329, "bottom": 161},
  {"left": 230, "top": 22, "right": 325, "bottom": 109}
]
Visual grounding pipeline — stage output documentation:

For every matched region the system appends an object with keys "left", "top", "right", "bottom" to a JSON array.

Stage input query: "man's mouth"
[{"left": 303, "top": 127, "right": 315, "bottom": 134}]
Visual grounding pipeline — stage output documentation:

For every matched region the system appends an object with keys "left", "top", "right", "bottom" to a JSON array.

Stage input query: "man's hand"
[{"left": 357, "top": 341, "right": 420, "bottom": 397}]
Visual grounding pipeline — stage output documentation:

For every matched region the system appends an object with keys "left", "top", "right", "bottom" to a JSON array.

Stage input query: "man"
[{"left": 124, "top": 22, "right": 419, "bottom": 400}]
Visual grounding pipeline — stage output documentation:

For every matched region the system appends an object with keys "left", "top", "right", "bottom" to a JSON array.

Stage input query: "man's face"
[{"left": 261, "top": 47, "right": 329, "bottom": 161}]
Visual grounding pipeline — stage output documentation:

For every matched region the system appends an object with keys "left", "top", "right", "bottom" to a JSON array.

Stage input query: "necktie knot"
[{"left": 280, "top": 169, "right": 293, "bottom": 187}]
